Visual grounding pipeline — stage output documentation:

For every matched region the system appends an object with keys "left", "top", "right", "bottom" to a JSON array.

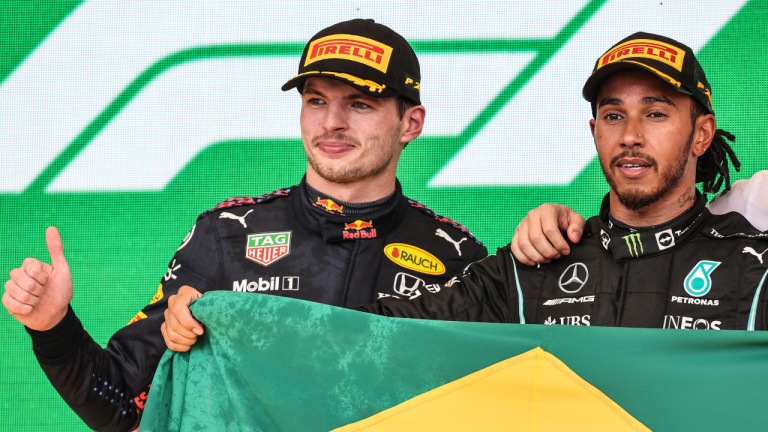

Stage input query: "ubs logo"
[{"left": 558, "top": 263, "right": 589, "bottom": 294}]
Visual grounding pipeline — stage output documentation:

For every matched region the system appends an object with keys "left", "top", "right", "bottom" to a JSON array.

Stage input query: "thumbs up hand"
[{"left": 3, "top": 227, "right": 73, "bottom": 331}]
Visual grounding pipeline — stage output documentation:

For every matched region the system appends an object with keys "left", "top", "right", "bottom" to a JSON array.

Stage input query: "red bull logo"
[
  {"left": 343, "top": 220, "right": 376, "bottom": 239},
  {"left": 345, "top": 220, "right": 373, "bottom": 230},
  {"left": 305, "top": 34, "right": 393, "bottom": 73},
  {"left": 316, "top": 197, "right": 344, "bottom": 213},
  {"left": 598, "top": 39, "right": 685, "bottom": 72}
]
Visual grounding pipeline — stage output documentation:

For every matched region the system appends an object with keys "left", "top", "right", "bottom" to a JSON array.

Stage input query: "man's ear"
[
  {"left": 692, "top": 113, "right": 716, "bottom": 156},
  {"left": 400, "top": 105, "right": 425, "bottom": 144}
]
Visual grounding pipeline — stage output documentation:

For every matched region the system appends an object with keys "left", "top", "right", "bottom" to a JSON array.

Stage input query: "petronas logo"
[
  {"left": 684, "top": 261, "right": 721, "bottom": 297},
  {"left": 622, "top": 233, "right": 643, "bottom": 258}
]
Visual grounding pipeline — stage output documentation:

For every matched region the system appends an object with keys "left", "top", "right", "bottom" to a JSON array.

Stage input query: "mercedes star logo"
[{"left": 558, "top": 263, "right": 589, "bottom": 294}]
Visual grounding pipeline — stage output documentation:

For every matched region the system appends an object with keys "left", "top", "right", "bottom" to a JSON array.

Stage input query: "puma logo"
[
  {"left": 219, "top": 209, "right": 253, "bottom": 228},
  {"left": 743, "top": 247, "right": 768, "bottom": 264},
  {"left": 435, "top": 228, "right": 467, "bottom": 256}
]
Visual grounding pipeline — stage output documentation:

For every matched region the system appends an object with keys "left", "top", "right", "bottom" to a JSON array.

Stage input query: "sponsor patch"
[
  {"left": 219, "top": 209, "right": 253, "bottom": 228},
  {"left": 663, "top": 315, "right": 721, "bottom": 330},
  {"left": 671, "top": 296, "right": 719, "bottom": 307},
  {"left": 557, "top": 263, "right": 589, "bottom": 294},
  {"left": 435, "top": 228, "right": 467, "bottom": 256},
  {"left": 622, "top": 233, "right": 643, "bottom": 258},
  {"left": 343, "top": 220, "right": 376, "bottom": 239},
  {"left": 316, "top": 197, "right": 344, "bottom": 214},
  {"left": 393, "top": 272, "right": 424, "bottom": 299},
  {"left": 164, "top": 259, "right": 180, "bottom": 281},
  {"left": 684, "top": 260, "right": 721, "bottom": 297},
  {"left": 345, "top": 220, "right": 373, "bottom": 230},
  {"left": 743, "top": 246, "right": 768, "bottom": 264},
  {"left": 232, "top": 276, "right": 298, "bottom": 292},
  {"left": 543, "top": 295, "right": 595, "bottom": 306},
  {"left": 656, "top": 229, "right": 675, "bottom": 250},
  {"left": 597, "top": 38, "right": 685, "bottom": 72},
  {"left": 385, "top": 243, "right": 446, "bottom": 275},
  {"left": 305, "top": 34, "right": 393, "bottom": 73},
  {"left": 177, "top": 224, "right": 195, "bottom": 251},
  {"left": 127, "top": 311, "right": 147, "bottom": 325},
  {"left": 544, "top": 315, "right": 590, "bottom": 326},
  {"left": 404, "top": 73, "right": 420, "bottom": 97},
  {"left": 150, "top": 284, "right": 163, "bottom": 304},
  {"left": 600, "top": 229, "right": 610, "bottom": 250},
  {"left": 246, "top": 231, "right": 291, "bottom": 266}
]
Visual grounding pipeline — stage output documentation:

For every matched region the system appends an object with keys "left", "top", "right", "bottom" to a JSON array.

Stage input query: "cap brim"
[
  {"left": 281, "top": 71, "right": 400, "bottom": 99},
  {"left": 582, "top": 61, "right": 692, "bottom": 104}
]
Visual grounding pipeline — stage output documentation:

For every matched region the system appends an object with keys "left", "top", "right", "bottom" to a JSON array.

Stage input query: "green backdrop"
[{"left": 1, "top": 1, "right": 766, "bottom": 429}]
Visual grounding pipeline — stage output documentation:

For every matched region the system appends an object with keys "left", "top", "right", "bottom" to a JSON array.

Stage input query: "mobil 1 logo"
[
  {"left": 233, "top": 277, "right": 299, "bottom": 292},
  {"left": 246, "top": 231, "right": 291, "bottom": 266}
]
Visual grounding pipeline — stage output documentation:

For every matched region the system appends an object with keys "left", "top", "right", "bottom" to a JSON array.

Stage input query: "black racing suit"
[
  {"left": 24, "top": 177, "right": 487, "bottom": 432},
  {"left": 360, "top": 192, "right": 768, "bottom": 331}
]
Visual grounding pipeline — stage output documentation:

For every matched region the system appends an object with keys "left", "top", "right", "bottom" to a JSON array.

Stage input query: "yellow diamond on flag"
[{"left": 334, "top": 347, "right": 649, "bottom": 431}]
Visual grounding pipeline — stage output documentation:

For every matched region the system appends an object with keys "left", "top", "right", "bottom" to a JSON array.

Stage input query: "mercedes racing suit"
[
  {"left": 24, "top": 177, "right": 487, "bottom": 432},
  {"left": 360, "top": 192, "right": 768, "bottom": 331}
]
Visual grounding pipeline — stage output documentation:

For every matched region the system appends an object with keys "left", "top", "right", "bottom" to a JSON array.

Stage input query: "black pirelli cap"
[
  {"left": 281, "top": 19, "right": 421, "bottom": 105},
  {"left": 583, "top": 32, "right": 714, "bottom": 117}
]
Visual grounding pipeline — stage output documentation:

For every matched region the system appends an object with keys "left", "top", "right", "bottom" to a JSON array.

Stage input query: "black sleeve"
[
  {"left": 357, "top": 246, "right": 524, "bottom": 323},
  {"left": 24, "top": 213, "right": 221, "bottom": 432},
  {"left": 462, "top": 240, "right": 489, "bottom": 269}
]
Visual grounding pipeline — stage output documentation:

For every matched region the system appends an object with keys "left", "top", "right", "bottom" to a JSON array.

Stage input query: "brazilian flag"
[{"left": 140, "top": 292, "right": 768, "bottom": 431}]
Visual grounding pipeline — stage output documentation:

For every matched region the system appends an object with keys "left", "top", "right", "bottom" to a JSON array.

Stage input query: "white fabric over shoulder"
[{"left": 708, "top": 170, "right": 768, "bottom": 231}]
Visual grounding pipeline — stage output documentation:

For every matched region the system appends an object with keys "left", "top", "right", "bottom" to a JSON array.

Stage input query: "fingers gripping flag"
[{"left": 140, "top": 292, "right": 768, "bottom": 431}]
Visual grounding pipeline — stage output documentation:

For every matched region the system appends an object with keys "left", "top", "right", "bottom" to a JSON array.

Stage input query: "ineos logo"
[{"left": 558, "top": 263, "right": 589, "bottom": 294}]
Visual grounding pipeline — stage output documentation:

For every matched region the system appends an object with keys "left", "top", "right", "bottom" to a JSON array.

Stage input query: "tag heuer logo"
[{"left": 246, "top": 231, "right": 291, "bottom": 266}]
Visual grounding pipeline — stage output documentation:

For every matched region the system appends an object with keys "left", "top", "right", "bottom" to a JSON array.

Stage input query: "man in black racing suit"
[
  {"left": 359, "top": 33, "right": 768, "bottom": 331},
  {"left": 2, "top": 20, "right": 486, "bottom": 432}
]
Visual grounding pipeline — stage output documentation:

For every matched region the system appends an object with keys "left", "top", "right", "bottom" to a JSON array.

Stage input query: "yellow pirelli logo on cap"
[
  {"left": 598, "top": 39, "right": 685, "bottom": 72},
  {"left": 305, "top": 34, "right": 393, "bottom": 73}
]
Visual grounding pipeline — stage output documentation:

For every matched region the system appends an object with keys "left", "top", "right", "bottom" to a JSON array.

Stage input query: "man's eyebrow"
[
  {"left": 344, "top": 93, "right": 380, "bottom": 104},
  {"left": 302, "top": 85, "right": 325, "bottom": 97},
  {"left": 597, "top": 97, "right": 623, "bottom": 108},
  {"left": 641, "top": 94, "right": 676, "bottom": 107}
]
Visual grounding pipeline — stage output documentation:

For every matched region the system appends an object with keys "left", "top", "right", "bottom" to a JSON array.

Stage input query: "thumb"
[{"left": 46, "top": 226, "right": 70, "bottom": 271}]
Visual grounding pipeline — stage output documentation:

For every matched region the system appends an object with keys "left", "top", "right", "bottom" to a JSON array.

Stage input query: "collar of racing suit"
[
  {"left": 594, "top": 190, "right": 712, "bottom": 262},
  {"left": 292, "top": 175, "right": 408, "bottom": 242}
]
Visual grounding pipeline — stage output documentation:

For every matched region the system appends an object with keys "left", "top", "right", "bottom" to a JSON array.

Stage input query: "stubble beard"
[
  {"left": 304, "top": 128, "right": 401, "bottom": 185},
  {"left": 601, "top": 128, "right": 695, "bottom": 211}
]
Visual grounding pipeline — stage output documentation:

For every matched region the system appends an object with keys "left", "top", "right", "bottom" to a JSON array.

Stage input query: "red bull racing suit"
[
  {"left": 360, "top": 192, "right": 768, "bottom": 332},
  {"left": 24, "top": 177, "right": 487, "bottom": 431}
]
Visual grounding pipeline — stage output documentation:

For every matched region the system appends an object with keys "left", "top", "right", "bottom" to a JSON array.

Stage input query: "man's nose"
[
  {"left": 621, "top": 118, "right": 644, "bottom": 148},
  {"left": 322, "top": 100, "right": 348, "bottom": 132}
]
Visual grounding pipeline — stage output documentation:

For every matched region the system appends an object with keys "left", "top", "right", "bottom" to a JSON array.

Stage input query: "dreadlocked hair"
[{"left": 691, "top": 100, "right": 741, "bottom": 199}]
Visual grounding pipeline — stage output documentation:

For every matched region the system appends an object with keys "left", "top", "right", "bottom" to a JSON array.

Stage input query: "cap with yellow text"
[
  {"left": 582, "top": 32, "right": 714, "bottom": 117},
  {"left": 281, "top": 19, "right": 421, "bottom": 105}
]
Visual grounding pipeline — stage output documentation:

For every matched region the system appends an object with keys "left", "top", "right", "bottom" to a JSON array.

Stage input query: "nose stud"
[{"left": 638, "top": 134, "right": 642, "bottom": 137}]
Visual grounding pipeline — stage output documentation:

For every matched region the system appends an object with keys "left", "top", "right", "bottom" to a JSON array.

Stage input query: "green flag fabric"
[{"left": 140, "top": 292, "right": 768, "bottom": 431}]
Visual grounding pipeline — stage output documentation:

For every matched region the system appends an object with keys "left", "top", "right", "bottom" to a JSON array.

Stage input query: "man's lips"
[
  {"left": 615, "top": 157, "right": 652, "bottom": 178},
  {"left": 317, "top": 141, "right": 355, "bottom": 155}
]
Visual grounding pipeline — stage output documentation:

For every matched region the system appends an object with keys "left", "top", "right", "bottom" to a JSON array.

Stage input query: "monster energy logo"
[{"left": 623, "top": 233, "right": 643, "bottom": 258}]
